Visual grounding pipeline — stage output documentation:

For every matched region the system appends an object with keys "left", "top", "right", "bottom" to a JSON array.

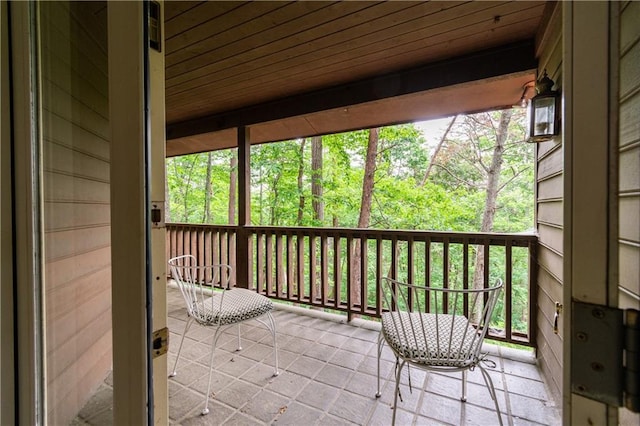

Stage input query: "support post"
[{"left": 236, "top": 126, "right": 252, "bottom": 289}]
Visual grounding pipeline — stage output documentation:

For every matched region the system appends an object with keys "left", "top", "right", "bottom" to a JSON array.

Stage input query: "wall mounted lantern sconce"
[{"left": 528, "top": 70, "right": 560, "bottom": 143}]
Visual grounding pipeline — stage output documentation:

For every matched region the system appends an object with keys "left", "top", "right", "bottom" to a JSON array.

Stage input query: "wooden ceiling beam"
[{"left": 166, "top": 40, "right": 536, "bottom": 141}]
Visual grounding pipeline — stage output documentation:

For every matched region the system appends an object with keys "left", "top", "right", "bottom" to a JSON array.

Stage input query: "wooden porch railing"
[{"left": 166, "top": 223, "right": 538, "bottom": 347}]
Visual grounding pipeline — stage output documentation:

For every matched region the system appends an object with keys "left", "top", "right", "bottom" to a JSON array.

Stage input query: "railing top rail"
[{"left": 167, "top": 223, "right": 537, "bottom": 246}]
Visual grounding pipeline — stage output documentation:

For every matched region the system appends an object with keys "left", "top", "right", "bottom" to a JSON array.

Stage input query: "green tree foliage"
[{"left": 166, "top": 111, "right": 533, "bottom": 233}]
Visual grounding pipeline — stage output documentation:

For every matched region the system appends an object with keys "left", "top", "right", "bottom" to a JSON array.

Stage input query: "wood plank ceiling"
[{"left": 164, "top": 1, "right": 552, "bottom": 156}]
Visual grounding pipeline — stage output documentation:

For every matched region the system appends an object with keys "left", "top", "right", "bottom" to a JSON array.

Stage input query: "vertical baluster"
[
  {"left": 390, "top": 237, "right": 398, "bottom": 311},
  {"left": 360, "top": 235, "right": 368, "bottom": 314},
  {"left": 276, "top": 231, "right": 283, "bottom": 299},
  {"left": 296, "top": 233, "right": 304, "bottom": 302},
  {"left": 334, "top": 236, "right": 341, "bottom": 309},
  {"left": 257, "top": 231, "right": 265, "bottom": 294},
  {"left": 229, "top": 228, "right": 236, "bottom": 277},
  {"left": 286, "top": 233, "right": 294, "bottom": 300},
  {"left": 266, "top": 231, "right": 274, "bottom": 296},
  {"left": 505, "top": 239, "right": 513, "bottom": 341},
  {"left": 425, "top": 238, "right": 431, "bottom": 312},
  {"left": 483, "top": 240, "right": 490, "bottom": 309},
  {"left": 528, "top": 240, "right": 538, "bottom": 347},
  {"left": 463, "top": 238, "right": 469, "bottom": 318},
  {"left": 346, "top": 235, "right": 353, "bottom": 320},
  {"left": 407, "top": 238, "right": 414, "bottom": 311},
  {"left": 309, "top": 233, "right": 317, "bottom": 304},
  {"left": 376, "top": 237, "right": 383, "bottom": 316},
  {"left": 443, "top": 237, "right": 449, "bottom": 313},
  {"left": 321, "top": 233, "right": 328, "bottom": 307}
]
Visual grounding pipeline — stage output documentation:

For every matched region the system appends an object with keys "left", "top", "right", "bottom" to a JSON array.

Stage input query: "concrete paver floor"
[{"left": 73, "top": 285, "right": 561, "bottom": 425}]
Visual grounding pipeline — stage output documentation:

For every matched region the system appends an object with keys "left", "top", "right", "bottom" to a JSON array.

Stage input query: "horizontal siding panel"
[
  {"left": 537, "top": 267, "right": 563, "bottom": 305},
  {"left": 40, "top": 24, "right": 108, "bottom": 100},
  {"left": 620, "top": 196, "right": 640, "bottom": 242},
  {"left": 620, "top": 92, "right": 640, "bottom": 146},
  {"left": 619, "top": 243, "right": 640, "bottom": 297},
  {"left": 44, "top": 113, "right": 109, "bottom": 161},
  {"left": 44, "top": 142, "right": 109, "bottom": 184},
  {"left": 46, "top": 285, "right": 110, "bottom": 354},
  {"left": 537, "top": 139, "right": 561, "bottom": 160},
  {"left": 536, "top": 336, "right": 562, "bottom": 402},
  {"left": 537, "top": 295, "right": 563, "bottom": 362},
  {"left": 538, "top": 223, "right": 563, "bottom": 254},
  {"left": 621, "top": 0, "right": 640, "bottom": 52},
  {"left": 46, "top": 246, "right": 111, "bottom": 286},
  {"left": 45, "top": 226, "right": 111, "bottom": 262},
  {"left": 40, "top": 1, "right": 108, "bottom": 72},
  {"left": 44, "top": 172, "right": 109, "bottom": 204},
  {"left": 43, "top": 83, "right": 109, "bottom": 135},
  {"left": 537, "top": 146, "right": 563, "bottom": 180},
  {"left": 41, "top": 54, "right": 108, "bottom": 115},
  {"left": 47, "top": 333, "right": 111, "bottom": 425},
  {"left": 620, "top": 39, "right": 640, "bottom": 98},
  {"left": 45, "top": 267, "right": 110, "bottom": 322},
  {"left": 537, "top": 173, "right": 563, "bottom": 200},
  {"left": 537, "top": 200, "right": 563, "bottom": 227},
  {"left": 537, "top": 244, "right": 563, "bottom": 279},
  {"left": 45, "top": 202, "right": 110, "bottom": 232},
  {"left": 619, "top": 146, "right": 640, "bottom": 192}
]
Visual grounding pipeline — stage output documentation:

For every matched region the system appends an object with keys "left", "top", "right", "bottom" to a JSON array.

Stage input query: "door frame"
[{"left": 563, "top": 1, "right": 620, "bottom": 424}]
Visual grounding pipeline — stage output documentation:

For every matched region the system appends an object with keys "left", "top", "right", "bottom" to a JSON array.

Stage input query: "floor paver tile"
[
  {"left": 505, "top": 374, "right": 550, "bottom": 400},
  {"left": 297, "top": 381, "right": 340, "bottom": 411},
  {"left": 344, "top": 370, "right": 384, "bottom": 398},
  {"left": 330, "top": 348, "right": 366, "bottom": 370},
  {"left": 180, "top": 400, "right": 234, "bottom": 425},
  {"left": 239, "top": 389, "right": 290, "bottom": 423},
  {"left": 304, "top": 341, "right": 337, "bottom": 361},
  {"left": 316, "top": 363, "right": 353, "bottom": 388},
  {"left": 169, "top": 388, "right": 204, "bottom": 422},
  {"left": 328, "top": 390, "right": 378, "bottom": 424},
  {"left": 265, "top": 370, "right": 311, "bottom": 398},
  {"left": 213, "top": 379, "right": 261, "bottom": 409},
  {"left": 508, "top": 393, "right": 561, "bottom": 425},
  {"left": 273, "top": 401, "right": 324, "bottom": 425},
  {"left": 287, "top": 355, "right": 326, "bottom": 379}
]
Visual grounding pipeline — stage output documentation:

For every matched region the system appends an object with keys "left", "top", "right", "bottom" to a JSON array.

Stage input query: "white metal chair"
[
  {"left": 376, "top": 277, "right": 504, "bottom": 425},
  {"left": 168, "top": 254, "right": 279, "bottom": 415}
]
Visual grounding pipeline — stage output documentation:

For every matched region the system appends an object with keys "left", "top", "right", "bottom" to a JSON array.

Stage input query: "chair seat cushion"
[
  {"left": 381, "top": 312, "right": 480, "bottom": 367},
  {"left": 192, "top": 288, "right": 273, "bottom": 326}
]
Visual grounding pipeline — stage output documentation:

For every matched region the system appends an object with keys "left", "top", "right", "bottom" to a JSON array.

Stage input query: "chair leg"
[
  {"left": 267, "top": 312, "right": 279, "bottom": 376},
  {"left": 478, "top": 365, "right": 503, "bottom": 426},
  {"left": 169, "top": 317, "right": 193, "bottom": 377},
  {"left": 202, "top": 327, "right": 223, "bottom": 416},
  {"left": 461, "top": 370, "right": 467, "bottom": 402},
  {"left": 391, "top": 359, "right": 405, "bottom": 426},
  {"left": 375, "top": 332, "right": 384, "bottom": 398},
  {"left": 236, "top": 324, "right": 242, "bottom": 351}
]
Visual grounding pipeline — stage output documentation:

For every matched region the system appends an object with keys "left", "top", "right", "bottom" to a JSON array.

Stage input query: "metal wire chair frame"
[
  {"left": 168, "top": 254, "right": 279, "bottom": 415},
  {"left": 375, "top": 277, "right": 504, "bottom": 426}
]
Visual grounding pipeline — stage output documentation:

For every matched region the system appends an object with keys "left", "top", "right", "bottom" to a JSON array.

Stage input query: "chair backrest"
[
  {"left": 168, "top": 255, "right": 232, "bottom": 323},
  {"left": 381, "top": 277, "right": 503, "bottom": 366}
]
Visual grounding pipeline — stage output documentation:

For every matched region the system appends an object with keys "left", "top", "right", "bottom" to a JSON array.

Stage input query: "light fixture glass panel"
[{"left": 533, "top": 97, "right": 555, "bottom": 136}]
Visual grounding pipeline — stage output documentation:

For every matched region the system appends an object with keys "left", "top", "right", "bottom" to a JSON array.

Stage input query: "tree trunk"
[
  {"left": 228, "top": 153, "right": 237, "bottom": 224},
  {"left": 203, "top": 152, "right": 213, "bottom": 223},
  {"left": 311, "top": 136, "right": 324, "bottom": 223},
  {"left": 420, "top": 115, "right": 457, "bottom": 186},
  {"left": 472, "top": 109, "right": 512, "bottom": 319},
  {"left": 351, "top": 128, "right": 379, "bottom": 317},
  {"left": 296, "top": 138, "right": 306, "bottom": 226}
]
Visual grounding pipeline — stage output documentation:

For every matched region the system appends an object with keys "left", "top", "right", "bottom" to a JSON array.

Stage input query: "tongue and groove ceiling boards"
[{"left": 163, "top": 1, "right": 552, "bottom": 156}]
